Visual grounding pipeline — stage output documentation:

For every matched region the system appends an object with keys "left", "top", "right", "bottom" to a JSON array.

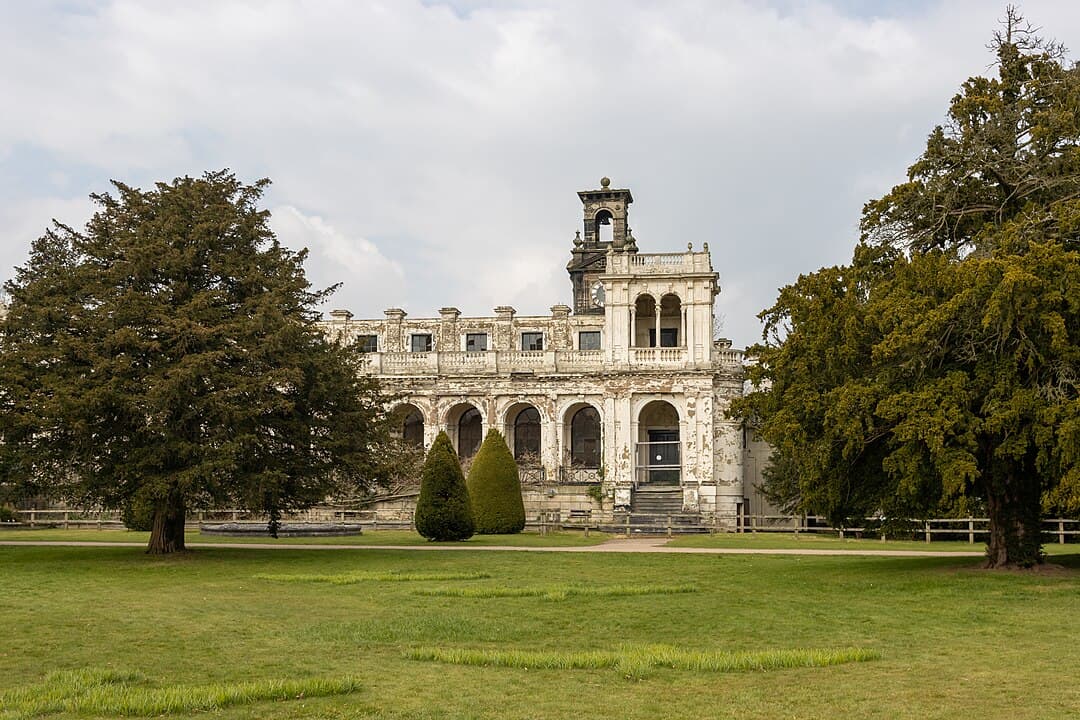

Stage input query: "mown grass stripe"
[
  {"left": 254, "top": 570, "right": 491, "bottom": 584},
  {"left": 405, "top": 645, "right": 880, "bottom": 679},
  {"left": 0, "top": 669, "right": 361, "bottom": 718},
  {"left": 412, "top": 583, "right": 698, "bottom": 601}
]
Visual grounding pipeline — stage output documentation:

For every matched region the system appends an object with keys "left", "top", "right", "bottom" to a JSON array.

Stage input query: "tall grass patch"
[
  {"left": 254, "top": 570, "right": 490, "bottom": 584},
  {"left": 406, "top": 645, "right": 880, "bottom": 680},
  {"left": 0, "top": 668, "right": 361, "bottom": 718},
  {"left": 413, "top": 583, "right": 698, "bottom": 601}
]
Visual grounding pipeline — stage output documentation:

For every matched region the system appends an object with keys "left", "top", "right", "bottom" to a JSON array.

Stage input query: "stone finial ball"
[{"left": 600, "top": 176, "right": 611, "bottom": 188}]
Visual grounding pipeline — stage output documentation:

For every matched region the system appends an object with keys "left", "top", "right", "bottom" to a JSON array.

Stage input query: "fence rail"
[
  {"left": 735, "top": 514, "right": 1080, "bottom": 545},
  {"left": 4, "top": 508, "right": 1079, "bottom": 544}
]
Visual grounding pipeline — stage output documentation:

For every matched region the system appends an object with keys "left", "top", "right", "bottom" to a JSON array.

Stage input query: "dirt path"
[{"left": 0, "top": 537, "right": 986, "bottom": 557}]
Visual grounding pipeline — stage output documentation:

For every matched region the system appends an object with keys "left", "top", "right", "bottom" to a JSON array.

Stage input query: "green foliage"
[
  {"left": 466, "top": 429, "right": 525, "bottom": 534},
  {"left": 0, "top": 506, "right": 15, "bottom": 523},
  {"left": 414, "top": 432, "right": 474, "bottom": 541},
  {"left": 735, "top": 13, "right": 1080, "bottom": 568},
  {"left": 586, "top": 484, "right": 605, "bottom": 504},
  {"left": 0, "top": 171, "right": 392, "bottom": 553}
]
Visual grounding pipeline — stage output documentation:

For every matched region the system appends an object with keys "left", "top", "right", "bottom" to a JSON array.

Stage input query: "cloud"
[
  {"left": 2, "top": 1, "right": 1080, "bottom": 345},
  {"left": 269, "top": 205, "right": 406, "bottom": 312}
]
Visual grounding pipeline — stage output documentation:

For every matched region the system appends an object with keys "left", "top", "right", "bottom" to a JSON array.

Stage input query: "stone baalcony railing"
[
  {"left": 606, "top": 250, "right": 714, "bottom": 275},
  {"left": 359, "top": 347, "right": 742, "bottom": 375}
]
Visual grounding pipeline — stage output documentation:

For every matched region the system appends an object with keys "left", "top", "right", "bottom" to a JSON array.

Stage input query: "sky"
[{"left": 2, "top": 0, "right": 1080, "bottom": 349}]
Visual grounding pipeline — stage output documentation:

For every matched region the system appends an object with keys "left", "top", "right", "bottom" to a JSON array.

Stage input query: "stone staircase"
[{"left": 604, "top": 486, "right": 707, "bottom": 535}]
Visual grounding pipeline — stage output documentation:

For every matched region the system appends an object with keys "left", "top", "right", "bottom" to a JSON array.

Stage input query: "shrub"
[
  {"left": 466, "top": 429, "right": 525, "bottom": 534},
  {"left": 414, "top": 431, "right": 474, "bottom": 541},
  {"left": 0, "top": 505, "right": 16, "bottom": 523}
]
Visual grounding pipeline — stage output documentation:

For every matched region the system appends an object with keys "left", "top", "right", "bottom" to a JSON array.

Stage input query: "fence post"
[
  {"left": 925, "top": 520, "right": 931, "bottom": 543},
  {"left": 29, "top": 509, "right": 36, "bottom": 527},
  {"left": 667, "top": 515, "right": 672, "bottom": 538},
  {"left": 1059, "top": 520, "right": 1066, "bottom": 545},
  {"left": 63, "top": 511, "right": 69, "bottom": 530},
  {"left": 625, "top": 513, "right": 631, "bottom": 538},
  {"left": 838, "top": 526, "right": 844, "bottom": 540},
  {"left": 968, "top": 518, "right": 974, "bottom": 545}
]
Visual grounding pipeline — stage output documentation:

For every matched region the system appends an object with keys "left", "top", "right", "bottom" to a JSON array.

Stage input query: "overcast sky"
[{"left": 3, "top": 1, "right": 1079, "bottom": 348}]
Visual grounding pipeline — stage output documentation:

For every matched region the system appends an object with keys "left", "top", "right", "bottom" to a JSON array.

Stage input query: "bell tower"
[{"left": 568, "top": 177, "right": 636, "bottom": 314}]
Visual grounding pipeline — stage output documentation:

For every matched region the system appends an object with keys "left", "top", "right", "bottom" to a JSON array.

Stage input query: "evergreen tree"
[
  {"left": 414, "top": 431, "right": 474, "bottom": 541},
  {"left": 466, "top": 429, "right": 526, "bottom": 534},
  {"left": 0, "top": 171, "right": 392, "bottom": 554},
  {"left": 736, "top": 11, "right": 1080, "bottom": 568}
]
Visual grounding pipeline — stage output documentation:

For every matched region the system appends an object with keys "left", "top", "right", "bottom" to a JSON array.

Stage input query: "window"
[
  {"left": 648, "top": 328, "right": 679, "bottom": 347},
  {"left": 521, "top": 332, "right": 543, "bottom": 351},
  {"left": 466, "top": 333, "right": 488, "bottom": 352},
  {"left": 458, "top": 407, "right": 483, "bottom": 458},
  {"left": 411, "top": 333, "right": 432, "bottom": 352},
  {"left": 578, "top": 331, "right": 601, "bottom": 351},
  {"left": 514, "top": 407, "right": 541, "bottom": 459},
  {"left": 403, "top": 409, "right": 424, "bottom": 447},
  {"left": 571, "top": 406, "right": 601, "bottom": 467},
  {"left": 356, "top": 334, "right": 378, "bottom": 353}
]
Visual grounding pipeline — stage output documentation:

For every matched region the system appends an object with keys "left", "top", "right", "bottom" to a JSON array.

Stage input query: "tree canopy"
[
  {"left": 0, "top": 171, "right": 392, "bottom": 553},
  {"left": 736, "top": 10, "right": 1080, "bottom": 568}
]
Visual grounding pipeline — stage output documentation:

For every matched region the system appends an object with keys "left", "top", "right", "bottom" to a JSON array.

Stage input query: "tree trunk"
[
  {"left": 984, "top": 466, "right": 1042, "bottom": 569},
  {"left": 146, "top": 488, "right": 187, "bottom": 554}
]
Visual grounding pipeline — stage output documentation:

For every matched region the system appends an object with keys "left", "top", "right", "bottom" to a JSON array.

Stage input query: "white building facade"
[{"left": 323, "top": 179, "right": 749, "bottom": 523}]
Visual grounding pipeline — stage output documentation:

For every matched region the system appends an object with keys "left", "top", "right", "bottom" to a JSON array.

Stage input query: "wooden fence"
[{"left": 3, "top": 508, "right": 1079, "bottom": 544}]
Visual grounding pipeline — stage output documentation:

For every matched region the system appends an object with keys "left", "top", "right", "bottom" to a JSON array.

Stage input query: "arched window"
[
  {"left": 402, "top": 409, "right": 424, "bottom": 447},
  {"left": 514, "top": 407, "right": 541, "bottom": 460},
  {"left": 570, "top": 406, "right": 601, "bottom": 467},
  {"left": 458, "top": 407, "right": 483, "bottom": 459}
]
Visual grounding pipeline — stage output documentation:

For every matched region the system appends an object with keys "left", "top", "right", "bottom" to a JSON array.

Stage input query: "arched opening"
[
  {"left": 446, "top": 403, "right": 484, "bottom": 460},
  {"left": 595, "top": 209, "right": 613, "bottom": 244},
  {"left": 636, "top": 400, "right": 680, "bottom": 485},
  {"left": 512, "top": 406, "right": 541, "bottom": 461},
  {"left": 570, "top": 406, "right": 602, "bottom": 468},
  {"left": 658, "top": 293, "right": 682, "bottom": 347},
  {"left": 389, "top": 404, "right": 425, "bottom": 448},
  {"left": 633, "top": 294, "right": 656, "bottom": 347},
  {"left": 458, "top": 407, "right": 483, "bottom": 459}
]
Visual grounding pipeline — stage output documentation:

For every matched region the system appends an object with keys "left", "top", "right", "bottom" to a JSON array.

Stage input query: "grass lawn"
[
  {"left": 1, "top": 543, "right": 1077, "bottom": 719},
  {"left": 0, "top": 527, "right": 610, "bottom": 547}
]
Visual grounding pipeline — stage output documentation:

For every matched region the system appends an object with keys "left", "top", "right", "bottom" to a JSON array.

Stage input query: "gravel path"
[{"left": 0, "top": 537, "right": 985, "bottom": 557}]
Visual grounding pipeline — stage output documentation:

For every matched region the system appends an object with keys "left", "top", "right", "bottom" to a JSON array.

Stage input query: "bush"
[
  {"left": 122, "top": 498, "right": 155, "bottom": 532},
  {"left": 466, "top": 429, "right": 525, "bottom": 534},
  {"left": 0, "top": 505, "right": 16, "bottom": 523},
  {"left": 414, "top": 431, "right": 474, "bottom": 541}
]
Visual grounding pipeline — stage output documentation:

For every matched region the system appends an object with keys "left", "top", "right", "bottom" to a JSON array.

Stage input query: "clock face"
[{"left": 590, "top": 280, "right": 605, "bottom": 308}]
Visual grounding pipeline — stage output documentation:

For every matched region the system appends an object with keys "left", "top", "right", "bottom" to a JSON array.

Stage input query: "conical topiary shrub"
[
  {"left": 414, "top": 431, "right": 474, "bottom": 541},
  {"left": 466, "top": 429, "right": 526, "bottom": 534}
]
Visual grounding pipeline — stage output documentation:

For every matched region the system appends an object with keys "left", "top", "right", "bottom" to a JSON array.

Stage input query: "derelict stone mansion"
[{"left": 322, "top": 179, "right": 765, "bottom": 522}]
